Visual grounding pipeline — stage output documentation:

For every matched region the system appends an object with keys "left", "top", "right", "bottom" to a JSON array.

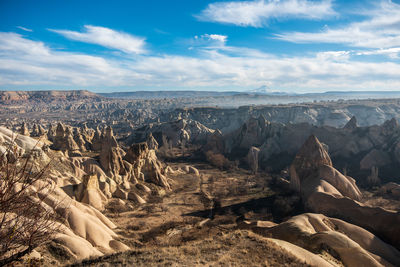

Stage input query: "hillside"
[{"left": 0, "top": 90, "right": 103, "bottom": 104}]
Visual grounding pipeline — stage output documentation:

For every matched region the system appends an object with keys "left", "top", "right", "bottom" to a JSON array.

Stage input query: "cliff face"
[
  {"left": 213, "top": 116, "right": 400, "bottom": 184},
  {"left": 162, "top": 102, "right": 400, "bottom": 132}
]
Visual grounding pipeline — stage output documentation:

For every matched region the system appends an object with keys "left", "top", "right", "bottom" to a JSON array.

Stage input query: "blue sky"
[{"left": 0, "top": 0, "right": 400, "bottom": 93}]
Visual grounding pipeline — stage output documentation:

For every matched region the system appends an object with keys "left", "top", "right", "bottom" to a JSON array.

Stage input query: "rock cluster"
[
  {"left": 218, "top": 116, "right": 400, "bottom": 183},
  {"left": 266, "top": 213, "right": 400, "bottom": 267},
  {"left": 124, "top": 119, "right": 214, "bottom": 148},
  {"left": 30, "top": 123, "right": 46, "bottom": 137},
  {"left": 289, "top": 135, "right": 400, "bottom": 251},
  {"left": 51, "top": 123, "right": 80, "bottom": 152},
  {"left": 124, "top": 142, "right": 170, "bottom": 189}
]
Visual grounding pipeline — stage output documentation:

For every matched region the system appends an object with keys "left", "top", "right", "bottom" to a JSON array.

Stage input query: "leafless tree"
[{"left": 0, "top": 142, "right": 62, "bottom": 265}]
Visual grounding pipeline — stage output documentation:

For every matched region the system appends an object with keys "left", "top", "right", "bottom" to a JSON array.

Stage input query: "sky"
[{"left": 0, "top": 0, "right": 400, "bottom": 93}]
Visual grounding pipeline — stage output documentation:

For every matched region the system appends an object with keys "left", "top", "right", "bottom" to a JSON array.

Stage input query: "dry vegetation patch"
[{"left": 70, "top": 230, "right": 309, "bottom": 267}]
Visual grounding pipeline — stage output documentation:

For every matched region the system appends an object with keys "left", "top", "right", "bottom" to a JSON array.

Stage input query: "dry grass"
[{"left": 70, "top": 230, "right": 309, "bottom": 267}]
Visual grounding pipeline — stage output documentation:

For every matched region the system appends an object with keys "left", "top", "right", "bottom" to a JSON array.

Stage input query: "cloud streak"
[
  {"left": 49, "top": 25, "right": 146, "bottom": 54},
  {"left": 196, "top": 0, "right": 336, "bottom": 27},
  {"left": 16, "top": 26, "right": 33, "bottom": 32},
  {"left": 275, "top": 0, "right": 400, "bottom": 48}
]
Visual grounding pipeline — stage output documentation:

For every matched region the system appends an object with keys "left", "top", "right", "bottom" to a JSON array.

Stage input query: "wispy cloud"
[
  {"left": 200, "top": 34, "right": 227, "bottom": 44},
  {"left": 49, "top": 25, "right": 146, "bottom": 54},
  {"left": 2, "top": 31, "right": 400, "bottom": 92},
  {"left": 196, "top": 0, "right": 336, "bottom": 27},
  {"left": 16, "top": 26, "right": 33, "bottom": 32},
  {"left": 275, "top": 0, "right": 400, "bottom": 48},
  {"left": 191, "top": 34, "right": 228, "bottom": 49},
  {"left": 357, "top": 47, "right": 400, "bottom": 59}
]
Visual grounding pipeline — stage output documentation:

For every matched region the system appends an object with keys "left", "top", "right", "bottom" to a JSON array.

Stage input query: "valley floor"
[{"left": 36, "top": 160, "right": 309, "bottom": 266}]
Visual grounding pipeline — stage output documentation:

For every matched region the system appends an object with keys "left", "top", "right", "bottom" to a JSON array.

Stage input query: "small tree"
[
  {"left": 0, "top": 142, "right": 61, "bottom": 265},
  {"left": 205, "top": 151, "right": 230, "bottom": 170}
]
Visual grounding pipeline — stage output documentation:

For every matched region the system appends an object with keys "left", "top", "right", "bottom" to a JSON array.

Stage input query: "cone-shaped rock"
[
  {"left": 290, "top": 135, "right": 332, "bottom": 190},
  {"left": 344, "top": 116, "right": 357, "bottom": 130}
]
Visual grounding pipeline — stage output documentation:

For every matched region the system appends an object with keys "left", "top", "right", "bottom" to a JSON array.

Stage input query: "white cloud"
[
  {"left": 16, "top": 26, "right": 33, "bottom": 32},
  {"left": 196, "top": 0, "right": 336, "bottom": 27},
  {"left": 192, "top": 34, "right": 228, "bottom": 49},
  {"left": 316, "top": 51, "right": 350, "bottom": 61},
  {"left": 1, "top": 31, "right": 400, "bottom": 92},
  {"left": 201, "top": 34, "right": 227, "bottom": 43},
  {"left": 49, "top": 25, "right": 146, "bottom": 54},
  {"left": 357, "top": 47, "right": 400, "bottom": 59},
  {"left": 275, "top": 0, "right": 400, "bottom": 48},
  {"left": 0, "top": 32, "right": 133, "bottom": 86}
]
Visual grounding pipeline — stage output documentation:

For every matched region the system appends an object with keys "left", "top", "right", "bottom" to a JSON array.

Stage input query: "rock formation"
[
  {"left": 289, "top": 135, "right": 400, "bottom": 251},
  {"left": 75, "top": 174, "right": 107, "bottom": 211},
  {"left": 266, "top": 213, "right": 400, "bottom": 267},
  {"left": 99, "top": 143, "right": 126, "bottom": 180},
  {"left": 146, "top": 132, "right": 158, "bottom": 150},
  {"left": 380, "top": 182, "right": 400, "bottom": 198},
  {"left": 0, "top": 127, "right": 128, "bottom": 261},
  {"left": 344, "top": 116, "right": 358, "bottom": 130},
  {"left": 51, "top": 123, "right": 80, "bottom": 152},
  {"left": 217, "top": 116, "right": 400, "bottom": 183},
  {"left": 203, "top": 129, "right": 225, "bottom": 154},
  {"left": 124, "top": 119, "right": 214, "bottom": 147},
  {"left": 30, "top": 123, "right": 46, "bottom": 137},
  {"left": 246, "top": 147, "right": 260, "bottom": 174},
  {"left": 289, "top": 134, "right": 362, "bottom": 201},
  {"left": 19, "top": 122, "right": 29, "bottom": 136},
  {"left": 124, "top": 142, "right": 170, "bottom": 189},
  {"left": 91, "top": 127, "right": 103, "bottom": 151}
]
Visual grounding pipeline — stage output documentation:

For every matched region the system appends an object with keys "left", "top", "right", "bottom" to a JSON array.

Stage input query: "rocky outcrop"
[
  {"left": 289, "top": 135, "right": 361, "bottom": 200},
  {"left": 380, "top": 182, "right": 400, "bottom": 198},
  {"left": 124, "top": 119, "right": 214, "bottom": 147},
  {"left": 246, "top": 147, "right": 260, "bottom": 174},
  {"left": 91, "top": 127, "right": 103, "bottom": 151},
  {"left": 19, "top": 122, "right": 29, "bottom": 136},
  {"left": 51, "top": 123, "right": 80, "bottom": 152},
  {"left": 98, "top": 126, "right": 128, "bottom": 181},
  {"left": 289, "top": 135, "right": 400, "bottom": 251},
  {"left": 344, "top": 116, "right": 358, "bottom": 130},
  {"left": 265, "top": 213, "right": 400, "bottom": 267},
  {"left": 76, "top": 174, "right": 107, "bottom": 211},
  {"left": 289, "top": 135, "right": 332, "bottom": 191},
  {"left": 1, "top": 127, "right": 128, "bottom": 260},
  {"left": 146, "top": 132, "right": 158, "bottom": 150},
  {"left": 227, "top": 115, "right": 269, "bottom": 150},
  {"left": 0, "top": 126, "right": 48, "bottom": 163},
  {"left": 99, "top": 145, "right": 126, "bottom": 180},
  {"left": 219, "top": 116, "right": 400, "bottom": 183},
  {"left": 73, "top": 128, "right": 87, "bottom": 152},
  {"left": 39, "top": 184, "right": 128, "bottom": 260},
  {"left": 30, "top": 123, "right": 46, "bottom": 137},
  {"left": 124, "top": 142, "right": 170, "bottom": 189}
]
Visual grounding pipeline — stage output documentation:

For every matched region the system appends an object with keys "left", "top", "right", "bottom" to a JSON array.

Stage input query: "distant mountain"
[
  {"left": 249, "top": 85, "right": 269, "bottom": 94},
  {"left": 99, "top": 90, "right": 242, "bottom": 99},
  {"left": 248, "top": 85, "right": 290, "bottom": 95}
]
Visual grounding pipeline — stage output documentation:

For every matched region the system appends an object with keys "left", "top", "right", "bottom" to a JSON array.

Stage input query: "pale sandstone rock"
[{"left": 267, "top": 213, "right": 400, "bottom": 267}]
